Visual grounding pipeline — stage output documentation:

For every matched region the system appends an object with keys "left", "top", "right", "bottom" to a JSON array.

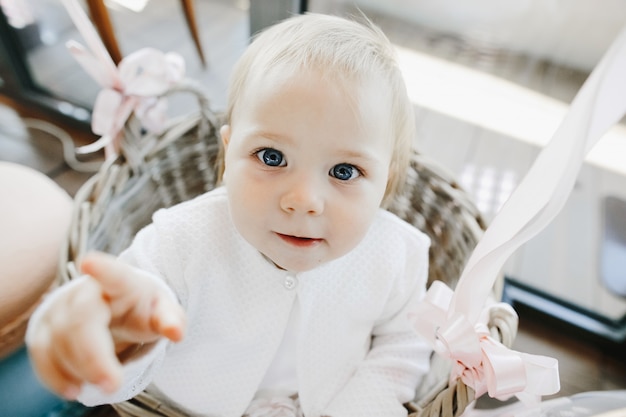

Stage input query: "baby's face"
[{"left": 221, "top": 67, "right": 393, "bottom": 272}]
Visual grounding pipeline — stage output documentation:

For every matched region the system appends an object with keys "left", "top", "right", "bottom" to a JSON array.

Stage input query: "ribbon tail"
[
  {"left": 61, "top": 0, "right": 119, "bottom": 87},
  {"left": 449, "top": 25, "right": 626, "bottom": 323},
  {"left": 480, "top": 338, "right": 526, "bottom": 400},
  {"left": 67, "top": 41, "right": 113, "bottom": 88},
  {"left": 517, "top": 351, "right": 560, "bottom": 397},
  {"left": 76, "top": 133, "right": 122, "bottom": 160},
  {"left": 76, "top": 135, "right": 112, "bottom": 155}
]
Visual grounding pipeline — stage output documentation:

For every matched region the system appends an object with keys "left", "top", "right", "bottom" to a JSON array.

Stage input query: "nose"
[{"left": 280, "top": 176, "right": 324, "bottom": 215}]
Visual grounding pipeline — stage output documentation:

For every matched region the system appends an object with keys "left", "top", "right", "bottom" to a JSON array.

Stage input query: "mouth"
[{"left": 276, "top": 233, "right": 323, "bottom": 248}]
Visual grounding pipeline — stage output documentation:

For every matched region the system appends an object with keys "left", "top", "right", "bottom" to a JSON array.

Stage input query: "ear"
[{"left": 220, "top": 125, "right": 231, "bottom": 149}]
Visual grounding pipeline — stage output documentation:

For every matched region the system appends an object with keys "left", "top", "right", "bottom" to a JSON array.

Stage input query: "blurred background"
[{"left": 1, "top": 0, "right": 625, "bottom": 413}]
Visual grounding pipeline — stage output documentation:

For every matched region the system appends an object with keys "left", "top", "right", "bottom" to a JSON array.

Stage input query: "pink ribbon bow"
[
  {"left": 61, "top": 0, "right": 185, "bottom": 158},
  {"left": 411, "top": 281, "right": 559, "bottom": 403},
  {"left": 411, "top": 23, "right": 626, "bottom": 407}
]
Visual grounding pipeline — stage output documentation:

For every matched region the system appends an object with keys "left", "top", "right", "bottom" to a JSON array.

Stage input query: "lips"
[{"left": 276, "top": 233, "right": 323, "bottom": 247}]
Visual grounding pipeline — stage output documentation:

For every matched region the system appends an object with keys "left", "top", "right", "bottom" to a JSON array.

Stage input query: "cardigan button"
[{"left": 283, "top": 273, "right": 298, "bottom": 290}]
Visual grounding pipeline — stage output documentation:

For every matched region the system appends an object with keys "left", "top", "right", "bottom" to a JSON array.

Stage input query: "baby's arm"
[
  {"left": 26, "top": 252, "right": 186, "bottom": 400},
  {"left": 325, "top": 233, "right": 431, "bottom": 417},
  {"left": 324, "top": 304, "right": 432, "bottom": 417}
]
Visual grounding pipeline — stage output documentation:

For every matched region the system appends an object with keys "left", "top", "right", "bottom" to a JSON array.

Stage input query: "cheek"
[
  {"left": 330, "top": 197, "right": 379, "bottom": 248},
  {"left": 228, "top": 166, "right": 270, "bottom": 203},
  {"left": 227, "top": 169, "right": 274, "bottom": 220},
  {"left": 227, "top": 184, "right": 264, "bottom": 244},
  {"left": 222, "top": 153, "right": 251, "bottom": 189}
]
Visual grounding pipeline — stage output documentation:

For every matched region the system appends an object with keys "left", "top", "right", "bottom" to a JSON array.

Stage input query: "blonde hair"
[{"left": 221, "top": 13, "right": 414, "bottom": 205}]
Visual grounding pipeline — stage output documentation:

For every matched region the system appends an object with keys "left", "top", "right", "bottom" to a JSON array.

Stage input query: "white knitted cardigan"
[{"left": 75, "top": 187, "right": 433, "bottom": 417}]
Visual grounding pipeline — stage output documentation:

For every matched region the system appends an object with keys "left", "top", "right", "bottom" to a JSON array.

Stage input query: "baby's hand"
[{"left": 26, "top": 251, "right": 186, "bottom": 400}]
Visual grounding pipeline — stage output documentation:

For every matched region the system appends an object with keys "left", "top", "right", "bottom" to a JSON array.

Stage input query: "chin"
[{"left": 277, "top": 258, "right": 324, "bottom": 273}]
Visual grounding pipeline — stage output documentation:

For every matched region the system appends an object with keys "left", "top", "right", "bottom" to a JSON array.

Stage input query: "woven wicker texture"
[{"left": 59, "top": 82, "right": 516, "bottom": 417}]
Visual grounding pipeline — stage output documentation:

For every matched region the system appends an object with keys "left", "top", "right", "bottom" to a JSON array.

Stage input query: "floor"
[{"left": 1, "top": 0, "right": 625, "bottom": 409}]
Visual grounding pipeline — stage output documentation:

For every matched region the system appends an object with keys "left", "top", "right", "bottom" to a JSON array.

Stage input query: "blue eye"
[
  {"left": 256, "top": 148, "right": 286, "bottom": 167},
  {"left": 330, "top": 163, "right": 360, "bottom": 181}
]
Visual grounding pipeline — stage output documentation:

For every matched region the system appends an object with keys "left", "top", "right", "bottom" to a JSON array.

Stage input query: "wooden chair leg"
[
  {"left": 180, "top": 0, "right": 207, "bottom": 67},
  {"left": 85, "top": 0, "right": 123, "bottom": 65}
]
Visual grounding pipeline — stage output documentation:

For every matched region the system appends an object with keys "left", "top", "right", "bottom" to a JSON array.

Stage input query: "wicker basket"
[{"left": 60, "top": 81, "right": 517, "bottom": 417}]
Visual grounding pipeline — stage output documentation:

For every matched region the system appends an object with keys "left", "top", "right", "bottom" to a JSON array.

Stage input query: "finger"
[
  {"left": 52, "top": 302, "right": 122, "bottom": 393},
  {"left": 110, "top": 284, "right": 187, "bottom": 343},
  {"left": 79, "top": 251, "right": 138, "bottom": 298},
  {"left": 28, "top": 338, "right": 83, "bottom": 399},
  {"left": 151, "top": 295, "right": 187, "bottom": 342},
  {"left": 53, "top": 323, "right": 123, "bottom": 394},
  {"left": 81, "top": 251, "right": 186, "bottom": 343},
  {"left": 26, "top": 279, "right": 97, "bottom": 398},
  {"left": 51, "top": 277, "right": 123, "bottom": 393}
]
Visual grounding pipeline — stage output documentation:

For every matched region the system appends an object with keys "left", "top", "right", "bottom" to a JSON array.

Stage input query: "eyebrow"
[
  {"left": 242, "top": 129, "right": 293, "bottom": 144},
  {"left": 334, "top": 148, "right": 379, "bottom": 164}
]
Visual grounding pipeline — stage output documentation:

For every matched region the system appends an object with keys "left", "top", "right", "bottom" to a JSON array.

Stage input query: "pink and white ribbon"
[
  {"left": 61, "top": 0, "right": 185, "bottom": 158},
  {"left": 412, "top": 24, "right": 626, "bottom": 405},
  {"left": 411, "top": 282, "right": 559, "bottom": 403}
]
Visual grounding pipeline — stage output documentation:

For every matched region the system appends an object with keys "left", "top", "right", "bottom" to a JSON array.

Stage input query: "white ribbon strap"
[{"left": 412, "top": 24, "right": 626, "bottom": 404}]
